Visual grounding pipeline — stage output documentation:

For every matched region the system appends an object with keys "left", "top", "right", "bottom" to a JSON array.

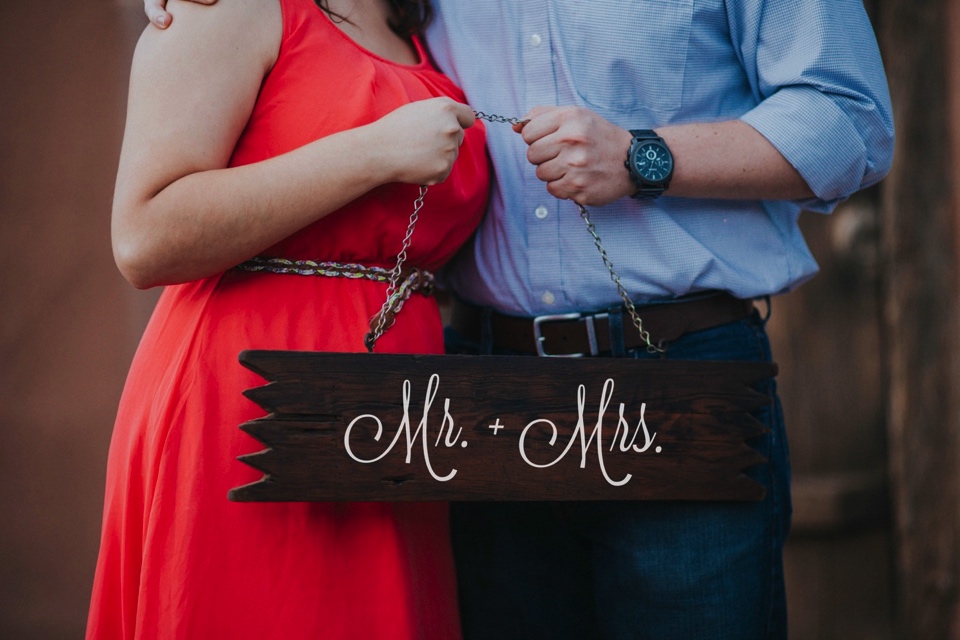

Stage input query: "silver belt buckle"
[{"left": 532, "top": 312, "right": 609, "bottom": 357}]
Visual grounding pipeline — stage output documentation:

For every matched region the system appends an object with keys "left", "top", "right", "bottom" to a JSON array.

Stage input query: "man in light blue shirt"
[
  {"left": 145, "top": 0, "right": 893, "bottom": 637},
  {"left": 428, "top": 1, "right": 892, "bottom": 314},
  {"left": 427, "top": 3, "right": 892, "bottom": 639}
]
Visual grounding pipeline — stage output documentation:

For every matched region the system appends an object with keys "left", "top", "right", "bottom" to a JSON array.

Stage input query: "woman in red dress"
[{"left": 86, "top": 0, "right": 488, "bottom": 637}]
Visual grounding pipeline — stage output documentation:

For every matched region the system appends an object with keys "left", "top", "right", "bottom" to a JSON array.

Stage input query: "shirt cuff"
[{"left": 740, "top": 86, "right": 870, "bottom": 214}]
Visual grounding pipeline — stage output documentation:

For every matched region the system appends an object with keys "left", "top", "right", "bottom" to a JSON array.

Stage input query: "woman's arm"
[{"left": 115, "top": 0, "right": 474, "bottom": 289}]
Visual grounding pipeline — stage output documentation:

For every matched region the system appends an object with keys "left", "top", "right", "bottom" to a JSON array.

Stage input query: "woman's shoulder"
[{"left": 139, "top": 0, "right": 282, "bottom": 72}]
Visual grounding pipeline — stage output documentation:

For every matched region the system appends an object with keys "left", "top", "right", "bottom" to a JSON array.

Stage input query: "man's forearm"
[
  {"left": 519, "top": 106, "right": 815, "bottom": 207},
  {"left": 657, "top": 119, "right": 814, "bottom": 201}
]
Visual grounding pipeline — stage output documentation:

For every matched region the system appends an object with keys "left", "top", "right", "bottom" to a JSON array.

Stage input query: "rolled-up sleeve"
[{"left": 733, "top": 0, "right": 895, "bottom": 212}]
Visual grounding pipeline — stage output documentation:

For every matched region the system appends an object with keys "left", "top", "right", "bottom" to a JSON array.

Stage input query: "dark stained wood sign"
[{"left": 229, "top": 351, "right": 776, "bottom": 503}]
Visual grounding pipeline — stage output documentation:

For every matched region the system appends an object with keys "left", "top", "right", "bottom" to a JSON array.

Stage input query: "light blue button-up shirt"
[{"left": 427, "top": 0, "right": 894, "bottom": 316}]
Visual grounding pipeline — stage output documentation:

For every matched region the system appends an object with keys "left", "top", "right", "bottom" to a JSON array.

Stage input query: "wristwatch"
[{"left": 625, "top": 129, "right": 674, "bottom": 199}]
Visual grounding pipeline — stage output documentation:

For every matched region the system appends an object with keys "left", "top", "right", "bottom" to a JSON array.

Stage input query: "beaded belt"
[{"left": 234, "top": 257, "right": 435, "bottom": 341}]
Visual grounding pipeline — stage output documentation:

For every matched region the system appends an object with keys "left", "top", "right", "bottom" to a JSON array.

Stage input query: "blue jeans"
[{"left": 445, "top": 310, "right": 791, "bottom": 640}]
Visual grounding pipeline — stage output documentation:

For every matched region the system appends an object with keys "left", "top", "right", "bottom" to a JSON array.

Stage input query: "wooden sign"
[{"left": 229, "top": 351, "right": 776, "bottom": 502}]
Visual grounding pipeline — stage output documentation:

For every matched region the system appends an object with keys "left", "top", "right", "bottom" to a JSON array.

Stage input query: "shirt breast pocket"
[{"left": 554, "top": 0, "right": 694, "bottom": 116}]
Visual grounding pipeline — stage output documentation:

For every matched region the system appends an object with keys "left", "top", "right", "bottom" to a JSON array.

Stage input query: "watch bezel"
[{"left": 625, "top": 129, "right": 674, "bottom": 199}]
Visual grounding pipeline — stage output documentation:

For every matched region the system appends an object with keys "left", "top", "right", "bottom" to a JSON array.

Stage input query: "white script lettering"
[
  {"left": 518, "top": 378, "right": 657, "bottom": 487},
  {"left": 344, "top": 373, "right": 461, "bottom": 482}
]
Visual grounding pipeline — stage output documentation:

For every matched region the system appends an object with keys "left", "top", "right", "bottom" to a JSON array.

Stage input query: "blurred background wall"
[
  {"left": 1, "top": 1, "right": 958, "bottom": 639},
  {"left": 0, "top": 1, "right": 157, "bottom": 637}
]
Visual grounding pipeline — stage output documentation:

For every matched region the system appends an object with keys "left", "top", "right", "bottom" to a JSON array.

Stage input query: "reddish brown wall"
[{"left": 0, "top": 2, "right": 152, "bottom": 637}]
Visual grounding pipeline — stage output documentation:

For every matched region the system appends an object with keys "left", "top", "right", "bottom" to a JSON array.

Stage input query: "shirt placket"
[{"left": 520, "top": 2, "right": 565, "bottom": 314}]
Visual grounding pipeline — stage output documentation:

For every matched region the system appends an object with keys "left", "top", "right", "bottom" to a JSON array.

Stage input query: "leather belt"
[{"left": 449, "top": 292, "right": 755, "bottom": 356}]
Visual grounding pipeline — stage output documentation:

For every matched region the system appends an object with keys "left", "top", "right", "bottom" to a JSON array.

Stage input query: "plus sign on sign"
[{"left": 229, "top": 351, "right": 774, "bottom": 502}]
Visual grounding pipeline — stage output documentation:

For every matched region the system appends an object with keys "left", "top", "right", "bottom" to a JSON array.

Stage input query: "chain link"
[
  {"left": 364, "top": 185, "right": 428, "bottom": 352},
  {"left": 474, "top": 111, "right": 529, "bottom": 128},
  {"left": 577, "top": 204, "right": 664, "bottom": 353}
]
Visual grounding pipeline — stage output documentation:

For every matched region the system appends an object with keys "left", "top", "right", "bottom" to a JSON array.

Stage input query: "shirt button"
[
  {"left": 530, "top": 33, "right": 542, "bottom": 47},
  {"left": 534, "top": 205, "right": 549, "bottom": 220},
  {"left": 541, "top": 291, "right": 555, "bottom": 305}
]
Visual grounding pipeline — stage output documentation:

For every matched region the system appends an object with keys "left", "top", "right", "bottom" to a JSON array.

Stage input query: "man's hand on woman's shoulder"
[{"left": 145, "top": 0, "right": 218, "bottom": 29}]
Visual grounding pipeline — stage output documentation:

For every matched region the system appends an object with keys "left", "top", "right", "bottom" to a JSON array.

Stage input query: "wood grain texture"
[
  {"left": 229, "top": 351, "right": 776, "bottom": 502},
  {"left": 879, "top": 0, "right": 960, "bottom": 637}
]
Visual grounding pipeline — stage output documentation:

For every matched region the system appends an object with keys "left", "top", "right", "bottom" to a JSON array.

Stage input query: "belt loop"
[
  {"left": 607, "top": 308, "right": 627, "bottom": 358},
  {"left": 657, "top": 339, "right": 669, "bottom": 360},
  {"left": 759, "top": 295, "right": 772, "bottom": 325},
  {"left": 480, "top": 306, "right": 495, "bottom": 355}
]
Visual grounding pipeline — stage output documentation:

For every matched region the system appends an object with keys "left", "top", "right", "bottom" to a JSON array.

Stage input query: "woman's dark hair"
[{"left": 315, "top": 1, "right": 433, "bottom": 36}]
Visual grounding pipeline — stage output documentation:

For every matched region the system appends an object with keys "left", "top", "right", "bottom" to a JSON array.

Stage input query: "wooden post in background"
[
  {"left": 878, "top": 0, "right": 960, "bottom": 637},
  {"left": 768, "top": 188, "right": 895, "bottom": 640},
  {"left": 764, "top": 0, "right": 895, "bottom": 635}
]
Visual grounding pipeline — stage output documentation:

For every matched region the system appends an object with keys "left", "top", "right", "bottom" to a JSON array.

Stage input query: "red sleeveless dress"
[{"left": 86, "top": 1, "right": 489, "bottom": 637}]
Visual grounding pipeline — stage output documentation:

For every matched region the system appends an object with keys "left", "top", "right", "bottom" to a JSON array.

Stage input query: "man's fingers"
[
  {"left": 522, "top": 105, "right": 554, "bottom": 122},
  {"left": 526, "top": 137, "right": 561, "bottom": 167},
  {"left": 144, "top": 0, "right": 171, "bottom": 28},
  {"left": 520, "top": 120, "right": 549, "bottom": 144},
  {"left": 145, "top": 0, "right": 219, "bottom": 28},
  {"left": 535, "top": 158, "right": 566, "bottom": 185},
  {"left": 545, "top": 180, "right": 573, "bottom": 202},
  {"left": 520, "top": 108, "right": 562, "bottom": 145}
]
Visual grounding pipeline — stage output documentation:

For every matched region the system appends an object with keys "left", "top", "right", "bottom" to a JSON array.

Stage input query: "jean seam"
[{"left": 741, "top": 312, "right": 785, "bottom": 639}]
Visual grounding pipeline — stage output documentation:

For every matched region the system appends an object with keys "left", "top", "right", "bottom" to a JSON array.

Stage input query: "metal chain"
[
  {"left": 474, "top": 111, "right": 529, "bottom": 127},
  {"left": 364, "top": 112, "right": 521, "bottom": 351},
  {"left": 364, "top": 110, "right": 663, "bottom": 354},
  {"left": 364, "top": 184, "right": 428, "bottom": 352},
  {"left": 577, "top": 204, "right": 664, "bottom": 353},
  {"left": 478, "top": 110, "right": 663, "bottom": 353}
]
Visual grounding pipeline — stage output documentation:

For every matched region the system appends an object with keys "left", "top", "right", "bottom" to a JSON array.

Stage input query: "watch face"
[{"left": 632, "top": 141, "right": 673, "bottom": 183}]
